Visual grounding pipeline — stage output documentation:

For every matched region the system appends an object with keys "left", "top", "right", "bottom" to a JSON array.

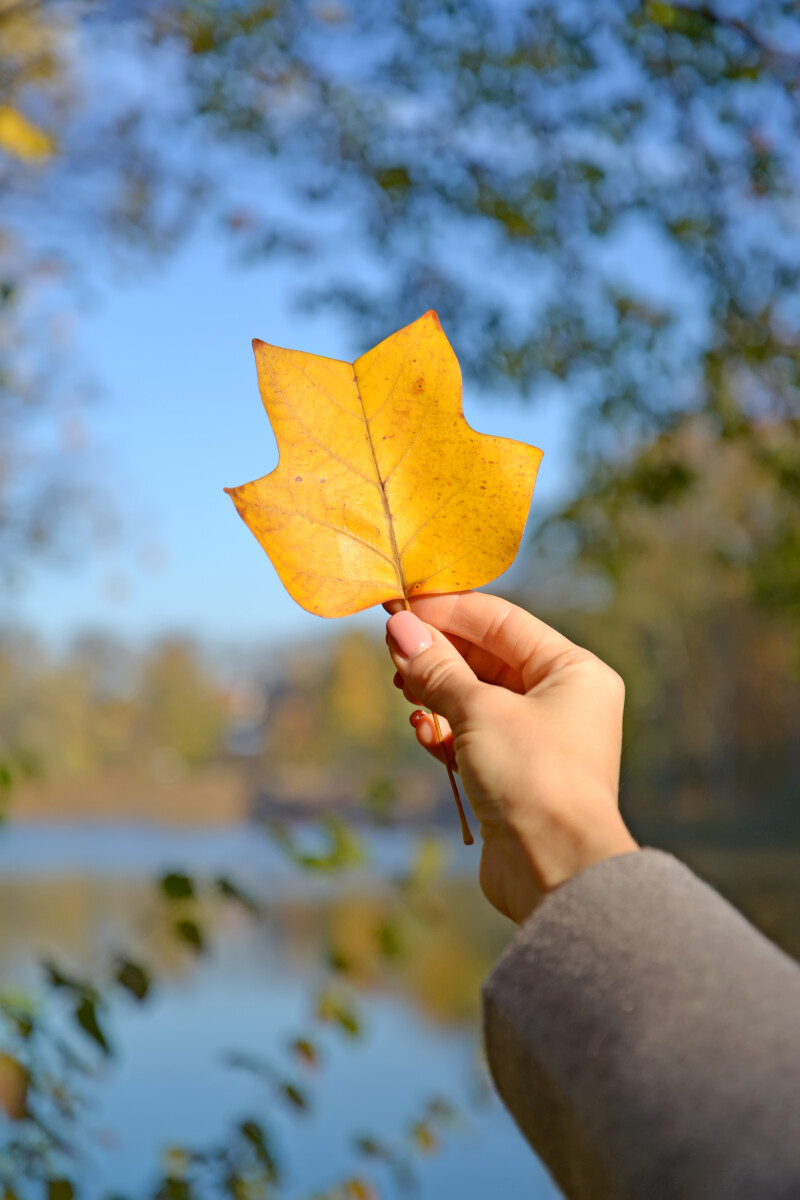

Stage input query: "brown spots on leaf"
[{"left": 234, "top": 309, "right": 541, "bottom": 625}]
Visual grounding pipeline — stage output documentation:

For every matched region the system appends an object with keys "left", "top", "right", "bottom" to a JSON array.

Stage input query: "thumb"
[{"left": 386, "top": 609, "right": 481, "bottom": 728}]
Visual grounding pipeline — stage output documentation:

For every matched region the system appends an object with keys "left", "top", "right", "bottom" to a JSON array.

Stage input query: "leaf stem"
[{"left": 403, "top": 597, "right": 474, "bottom": 846}]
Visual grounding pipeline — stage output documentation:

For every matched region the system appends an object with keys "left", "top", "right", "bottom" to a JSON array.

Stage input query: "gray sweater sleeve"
[{"left": 482, "top": 849, "right": 800, "bottom": 1200}]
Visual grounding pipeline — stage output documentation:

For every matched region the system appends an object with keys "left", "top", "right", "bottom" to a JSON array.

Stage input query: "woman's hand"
[{"left": 385, "top": 591, "right": 638, "bottom": 924}]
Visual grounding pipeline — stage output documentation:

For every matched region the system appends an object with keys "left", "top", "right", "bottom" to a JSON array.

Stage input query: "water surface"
[{"left": 0, "top": 823, "right": 559, "bottom": 1198}]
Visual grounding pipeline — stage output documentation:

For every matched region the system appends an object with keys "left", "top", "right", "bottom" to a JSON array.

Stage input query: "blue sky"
[{"left": 18, "top": 232, "right": 572, "bottom": 649}]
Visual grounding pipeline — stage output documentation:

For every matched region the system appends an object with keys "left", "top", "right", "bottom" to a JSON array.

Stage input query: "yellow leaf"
[
  {"left": 0, "top": 1052, "right": 28, "bottom": 1121},
  {"left": 410, "top": 1120, "right": 438, "bottom": 1154},
  {"left": 0, "top": 105, "right": 53, "bottom": 161},
  {"left": 343, "top": 1180, "right": 376, "bottom": 1200},
  {"left": 226, "top": 311, "right": 542, "bottom": 616}
]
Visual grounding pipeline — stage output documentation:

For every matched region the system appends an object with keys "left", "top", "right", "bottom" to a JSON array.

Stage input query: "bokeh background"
[{"left": 2, "top": 2, "right": 800, "bottom": 1196}]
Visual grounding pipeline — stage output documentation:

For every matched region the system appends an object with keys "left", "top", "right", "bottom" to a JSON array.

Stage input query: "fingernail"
[
  {"left": 387, "top": 611, "right": 433, "bottom": 660},
  {"left": 417, "top": 721, "right": 434, "bottom": 746}
]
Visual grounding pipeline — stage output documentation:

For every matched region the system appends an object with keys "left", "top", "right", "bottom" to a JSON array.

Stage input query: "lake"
[
  {"left": 0, "top": 824, "right": 560, "bottom": 1199},
  {"left": 4, "top": 824, "right": 799, "bottom": 1199}
]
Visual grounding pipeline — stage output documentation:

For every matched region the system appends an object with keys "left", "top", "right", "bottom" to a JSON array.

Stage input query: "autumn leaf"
[
  {"left": 225, "top": 310, "right": 542, "bottom": 618},
  {"left": 0, "top": 1052, "right": 29, "bottom": 1121},
  {"left": 289, "top": 1036, "right": 320, "bottom": 1068},
  {"left": 0, "top": 106, "right": 53, "bottom": 161},
  {"left": 226, "top": 311, "right": 542, "bottom": 843}
]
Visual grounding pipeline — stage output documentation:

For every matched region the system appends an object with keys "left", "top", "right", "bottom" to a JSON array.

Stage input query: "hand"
[{"left": 385, "top": 591, "right": 638, "bottom": 924}]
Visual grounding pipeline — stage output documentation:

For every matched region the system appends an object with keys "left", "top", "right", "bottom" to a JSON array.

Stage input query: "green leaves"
[
  {"left": 47, "top": 1182, "right": 75, "bottom": 1200},
  {"left": 41, "top": 951, "right": 148, "bottom": 1052},
  {"left": 74, "top": 996, "right": 110, "bottom": 1056},
  {"left": 155, "top": 1177, "right": 192, "bottom": 1200},
  {"left": 376, "top": 918, "right": 404, "bottom": 961},
  {"left": 0, "top": 747, "right": 40, "bottom": 818},
  {"left": 43, "top": 961, "right": 95, "bottom": 996},
  {"left": 42, "top": 959, "right": 112, "bottom": 1056},
  {"left": 374, "top": 165, "right": 411, "bottom": 193},
  {"left": 173, "top": 918, "right": 205, "bottom": 953},
  {"left": 158, "top": 871, "right": 262, "bottom": 954},
  {"left": 239, "top": 1119, "right": 279, "bottom": 1184},
  {"left": 315, "top": 989, "right": 362, "bottom": 1039},
  {"left": 5, "top": 830, "right": 480, "bottom": 1200},
  {"left": 279, "top": 1081, "right": 307, "bottom": 1111},
  {"left": 159, "top": 871, "right": 206, "bottom": 954},
  {"left": 269, "top": 816, "right": 365, "bottom": 874},
  {"left": 352, "top": 1094, "right": 460, "bottom": 1193},
  {"left": 160, "top": 871, "right": 195, "bottom": 900},
  {"left": 214, "top": 875, "right": 260, "bottom": 915},
  {"left": 114, "top": 958, "right": 151, "bottom": 1002},
  {"left": 225, "top": 1050, "right": 309, "bottom": 1115},
  {"left": 288, "top": 1037, "right": 319, "bottom": 1069}
]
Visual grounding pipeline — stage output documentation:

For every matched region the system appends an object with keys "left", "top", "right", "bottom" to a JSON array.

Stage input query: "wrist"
[{"left": 518, "top": 802, "right": 639, "bottom": 897}]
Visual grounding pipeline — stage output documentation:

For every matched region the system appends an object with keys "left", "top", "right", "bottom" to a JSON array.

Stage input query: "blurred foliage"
[
  {"left": 533, "top": 415, "right": 800, "bottom": 837},
  {"left": 2, "top": 823, "right": 799, "bottom": 1195},
  {"left": 0, "top": 827, "right": 498, "bottom": 1197},
  {"left": 0, "top": 635, "right": 228, "bottom": 789},
  {"left": 270, "top": 815, "right": 366, "bottom": 872},
  {"left": 135, "top": 0, "right": 800, "bottom": 449},
  {"left": 1, "top": 0, "right": 799, "bottom": 615},
  {"left": 0, "top": 628, "right": 434, "bottom": 822},
  {"left": 0, "top": 0, "right": 798, "bottom": 827},
  {"left": 2, "top": 2, "right": 800, "bottom": 1192},
  {"left": 262, "top": 632, "right": 412, "bottom": 772},
  {"left": 139, "top": 643, "right": 229, "bottom": 767}
]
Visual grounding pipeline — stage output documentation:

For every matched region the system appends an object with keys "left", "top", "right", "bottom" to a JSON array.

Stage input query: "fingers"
[
  {"left": 385, "top": 604, "right": 525, "bottom": 691},
  {"left": 410, "top": 710, "right": 456, "bottom": 768},
  {"left": 389, "top": 591, "right": 577, "bottom": 691},
  {"left": 386, "top": 610, "right": 482, "bottom": 727},
  {"left": 393, "top": 669, "right": 421, "bottom": 706},
  {"left": 442, "top": 631, "right": 526, "bottom": 693}
]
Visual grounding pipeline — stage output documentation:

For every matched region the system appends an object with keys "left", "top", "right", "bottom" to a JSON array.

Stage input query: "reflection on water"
[
  {"left": 3, "top": 824, "right": 799, "bottom": 1198},
  {"left": 0, "top": 824, "right": 558, "bottom": 1199}
]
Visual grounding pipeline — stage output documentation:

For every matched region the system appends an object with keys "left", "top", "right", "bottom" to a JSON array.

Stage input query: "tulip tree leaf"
[{"left": 226, "top": 311, "right": 542, "bottom": 618}]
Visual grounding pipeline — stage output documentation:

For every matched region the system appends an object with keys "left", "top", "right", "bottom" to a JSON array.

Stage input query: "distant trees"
[
  {"left": 3, "top": 0, "right": 799, "bottom": 598},
  {"left": 0, "top": 634, "right": 228, "bottom": 791},
  {"left": 0, "top": 628, "right": 428, "bottom": 818},
  {"left": 2, "top": 0, "right": 799, "bottom": 825},
  {"left": 535, "top": 417, "right": 800, "bottom": 836}
]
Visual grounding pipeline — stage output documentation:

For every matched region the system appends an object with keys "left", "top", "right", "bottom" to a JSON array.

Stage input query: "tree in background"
[
  {"left": 2, "top": 8, "right": 800, "bottom": 1192},
  {"left": 534, "top": 416, "right": 800, "bottom": 836},
  {"left": 2, "top": 0, "right": 798, "bottom": 574},
  {"left": 0, "top": 632, "right": 230, "bottom": 818},
  {"left": 2, "top": 0, "right": 799, "bottom": 825}
]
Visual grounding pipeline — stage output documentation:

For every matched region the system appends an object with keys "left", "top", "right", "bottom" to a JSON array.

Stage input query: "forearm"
[{"left": 483, "top": 849, "right": 800, "bottom": 1200}]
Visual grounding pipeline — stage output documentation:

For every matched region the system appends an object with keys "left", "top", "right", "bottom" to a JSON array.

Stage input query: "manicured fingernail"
[
  {"left": 417, "top": 720, "right": 434, "bottom": 746},
  {"left": 387, "top": 611, "right": 433, "bottom": 660},
  {"left": 393, "top": 671, "right": 404, "bottom": 689},
  {"left": 410, "top": 710, "right": 424, "bottom": 727}
]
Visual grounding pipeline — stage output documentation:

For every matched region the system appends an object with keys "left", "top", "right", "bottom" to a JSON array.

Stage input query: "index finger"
[{"left": 384, "top": 591, "right": 577, "bottom": 691}]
